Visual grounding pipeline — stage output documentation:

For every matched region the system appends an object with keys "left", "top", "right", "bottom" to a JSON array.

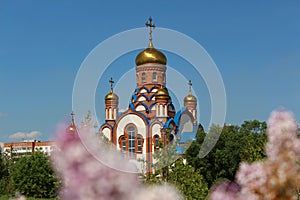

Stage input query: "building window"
[
  {"left": 137, "top": 137, "right": 142, "bottom": 152},
  {"left": 128, "top": 126, "right": 135, "bottom": 157},
  {"left": 118, "top": 125, "right": 144, "bottom": 156},
  {"left": 153, "top": 135, "right": 160, "bottom": 150},
  {"left": 142, "top": 73, "right": 146, "bottom": 83},
  {"left": 152, "top": 72, "right": 157, "bottom": 82},
  {"left": 119, "top": 135, "right": 126, "bottom": 153},
  {"left": 122, "top": 138, "right": 126, "bottom": 152}
]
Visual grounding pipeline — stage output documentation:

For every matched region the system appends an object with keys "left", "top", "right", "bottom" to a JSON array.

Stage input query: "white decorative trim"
[
  {"left": 138, "top": 96, "right": 146, "bottom": 101},
  {"left": 140, "top": 89, "right": 147, "bottom": 93},
  {"left": 136, "top": 105, "right": 146, "bottom": 111},
  {"left": 116, "top": 114, "right": 147, "bottom": 152},
  {"left": 102, "top": 128, "right": 111, "bottom": 140}
]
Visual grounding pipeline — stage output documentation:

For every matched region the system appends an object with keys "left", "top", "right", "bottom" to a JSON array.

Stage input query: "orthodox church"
[{"left": 99, "top": 18, "right": 202, "bottom": 171}]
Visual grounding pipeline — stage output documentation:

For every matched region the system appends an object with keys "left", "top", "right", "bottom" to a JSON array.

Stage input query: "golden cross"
[
  {"left": 146, "top": 16, "right": 155, "bottom": 45},
  {"left": 109, "top": 77, "right": 114, "bottom": 91}
]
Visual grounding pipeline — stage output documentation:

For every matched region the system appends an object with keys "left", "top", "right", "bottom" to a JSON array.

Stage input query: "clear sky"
[{"left": 0, "top": 0, "right": 300, "bottom": 143}]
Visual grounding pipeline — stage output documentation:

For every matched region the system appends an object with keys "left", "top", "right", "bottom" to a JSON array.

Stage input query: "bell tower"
[{"left": 104, "top": 77, "right": 119, "bottom": 125}]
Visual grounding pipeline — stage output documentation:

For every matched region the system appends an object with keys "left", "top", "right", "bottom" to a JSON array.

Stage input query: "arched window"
[
  {"left": 152, "top": 72, "right": 157, "bottom": 82},
  {"left": 118, "top": 125, "right": 144, "bottom": 157},
  {"left": 121, "top": 138, "right": 126, "bottom": 152},
  {"left": 153, "top": 134, "right": 160, "bottom": 151},
  {"left": 142, "top": 73, "right": 146, "bottom": 83},
  {"left": 137, "top": 137, "right": 142, "bottom": 153},
  {"left": 128, "top": 126, "right": 135, "bottom": 157}
]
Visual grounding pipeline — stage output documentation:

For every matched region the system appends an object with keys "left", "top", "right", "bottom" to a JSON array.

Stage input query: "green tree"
[
  {"left": 0, "top": 149, "right": 12, "bottom": 195},
  {"left": 152, "top": 142, "right": 178, "bottom": 181},
  {"left": 185, "top": 121, "right": 267, "bottom": 187},
  {"left": 146, "top": 129, "right": 209, "bottom": 199},
  {"left": 10, "top": 151, "right": 60, "bottom": 198},
  {"left": 149, "top": 128, "right": 179, "bottom": 181},
  {"left": 168, "top": 159, "right": 208, "bottom": 200}
]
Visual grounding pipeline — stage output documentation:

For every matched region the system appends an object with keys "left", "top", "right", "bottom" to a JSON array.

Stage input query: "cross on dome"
[
  {"left": 188, "top": 80, "right": 193, "bottom": 93},
  {"left": 109, "top": 77, "right": 114, "bottom": 92},
  {"left": 146, "top": 16, "right": 155, "bottom": 47}
]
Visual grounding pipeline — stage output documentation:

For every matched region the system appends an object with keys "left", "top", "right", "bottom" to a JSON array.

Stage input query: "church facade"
[{"left": 99, "top": 18, "right": 201, "bottom": 171}]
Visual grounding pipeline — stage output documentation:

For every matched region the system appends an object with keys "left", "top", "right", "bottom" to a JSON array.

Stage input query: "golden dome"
[
  {"left": 155, "top": 86, "right": 170, "bottom": 100},
  {"left": 135, "top": 42, "right": 167, "bottom": 66},
  {"left": 105, "top": 90, "right": 119, "bottom": 102},
  {"left": 184, "top": 80, "right": 197, "bottom": 103},
  {"left": 66, "top": 125, "right": 76, "bottom": 132},
  {"left": 184, "top": 93, "right": 197, "bottom": 103}
]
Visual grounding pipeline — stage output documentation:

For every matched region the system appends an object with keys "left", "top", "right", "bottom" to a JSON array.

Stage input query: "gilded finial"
[
  {"left": 188, "top": 80, "right": 193, "bottom": 94},
  {"left": 146, "top": 16, "right": 155, "bottom": 48},
  {"left": 109, "top": 77, "right": 114, "bottom": 92}
]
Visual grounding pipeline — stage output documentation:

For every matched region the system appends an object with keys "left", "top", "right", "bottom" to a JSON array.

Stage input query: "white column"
[
  {"left": 114, "top": 109, "right": 117, "bottom": 120},
  {"left": 109, "top": 108, "right": 112, "bottom": 119},
  {"left": 164, "top": 105, "right": 167, "bottom": 116},
  {"left": 159, "top": 105, "right": 163, "bottom": 117}
]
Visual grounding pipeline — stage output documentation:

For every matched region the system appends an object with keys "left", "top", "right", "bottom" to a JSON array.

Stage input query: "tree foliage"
[
  {"left": 0, "top": 149, "right": 11, "bottom": 194},
  {"left": 185, "top": 120, "right": 267, "bottom": 187},
  {"left": 10, "top": 152, "right": 60, "bottom": 198},
  {"left": 147, "top": 157, "right": 209, "bottom": 199},
  {"left": 168, "top": 159, "right": 208, "bottom": 200},
  {"left": 146, "top": 129, "right": 209, "bottom": 199}
]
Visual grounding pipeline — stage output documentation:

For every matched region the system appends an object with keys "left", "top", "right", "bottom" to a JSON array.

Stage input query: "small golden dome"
[
  {"left": 135, "top": 42, "right": 167, "bottom": 66},
  {"left": 66, "top": 125, "right": 75, "bottom": 132},
  {"left": 184, "top": 93, "right": 197, "bottom": 103},
  {"left": 105, "top": 90, "right": 119, "bottom": 102},
  {"left": 155, "top": 86, "right": 169, "bottom": 100},
  {"left": 184, "top": 80, "right": 197, "bottom": 103}
]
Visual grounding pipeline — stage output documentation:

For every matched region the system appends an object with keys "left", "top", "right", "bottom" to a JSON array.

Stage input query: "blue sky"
[{"left": 0, "top": 0, "right": 300, "bottom": 143}]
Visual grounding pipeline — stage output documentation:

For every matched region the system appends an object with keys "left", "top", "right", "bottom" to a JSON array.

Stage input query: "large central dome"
[{"left": 135, "top": 42, "right": 167, "bottom": 66}]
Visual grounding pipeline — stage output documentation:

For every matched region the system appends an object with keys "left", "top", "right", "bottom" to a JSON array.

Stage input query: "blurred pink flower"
[
  {"left": 210, "top": 181, "right": 242, "bottom": 200},
  {"left": 210, "top": 110, "right": 300, "bottom": 200},
  {"left": 52, "top": 125, "right": 183, "bottom": 200}
]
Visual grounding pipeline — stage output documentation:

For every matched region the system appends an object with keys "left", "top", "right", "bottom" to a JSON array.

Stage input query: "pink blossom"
[
  {"left": 133, "top": 184, "right": 184, "bottom": 200},
  {"left": 51, "top": 124, "right": 183, "bottom": 200},
  {"left": 210, "top": 181, "right": 242, "bottom": 200},
  {"left": 211, "top": 110, "right": 300, "bottom": 200},
  {"left": 236, "top": 161, "right": 268, "bottom": 192}
]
